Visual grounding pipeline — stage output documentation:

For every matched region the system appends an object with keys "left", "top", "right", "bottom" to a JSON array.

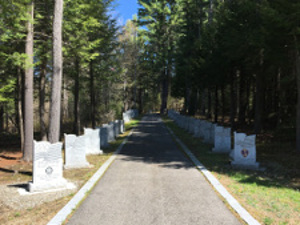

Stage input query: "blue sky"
[{"left": 114, "top": 0, "right": 139, "bottom": 26}]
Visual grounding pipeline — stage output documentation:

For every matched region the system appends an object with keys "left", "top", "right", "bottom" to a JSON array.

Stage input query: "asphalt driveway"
[{"left": 67, "top": 114, "right": 241, "bottom": 225}]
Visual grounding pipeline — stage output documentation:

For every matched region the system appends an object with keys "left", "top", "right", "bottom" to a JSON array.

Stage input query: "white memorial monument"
[
  {"left": 99, "top": 126, "right": 109, "bottom": 148},
  {"left": 64, "top": 134, "right": 90, "bottom": 169},
  {"left": 120, "top": 120, "right": 125, "bottom": 133},
  {"left": 209, "top": 124, "right": 217, "bottom": 144},
  {"left": 188, "top": 118, "right": 196, "bottom": 134},
  {"left": 193, "top": 119, "right": 201, "bottom": 138},
  {"left": 114, "top": 120, "right": 120, "bottom": 137},
  {"left": 212, "top": 126, "right": 231, "bottom": 153},
  {"left": 84, "top": 128, "right": 103, "bottom": 155},
  {"left": 29, "top": 141, "right": 74, "bottom": 193},
  {"left": 203, "top": 122, "right": 213, "bottom": 143},
  {"left": 105, "top": 123, "right": 115, "bottom": 142},
  {"left": 230, "top": 132, "right": 259, "bottom": 169},
  {"left": 123, "top": 112, "right": 130, "bottom": 123}
]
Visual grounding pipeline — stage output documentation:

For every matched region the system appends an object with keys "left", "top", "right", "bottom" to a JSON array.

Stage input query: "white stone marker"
[
  {"left": 231, "top": 132, "right": 259, "bottom": 169},
  {"left": 123, "top": 112, "right": 130, "bottom": 123},
  {"left": 209, "top": 124, "right": 217, "bottom": 144},
  {"left": 203, "top": 122, "right": 213, "bottom": 143},
  {"left": 104, "top": 123, "right": 115, "bottom": 142},
  {"left": 84, "top": 128, "right": 103, "bottom": 155},
  {"left": 99, "top": 126, "right": 109, "bottom": 148},
  {"left": 29, "top": 141, "right": 74, "bottom": 193},
  {"left": 184, "top": 116, "right": 189, "bottom": 131},
  {"left": 177, "top": 116, "right": 183, "bottom": 128},
  {"left": 199, "top": 120, "right": 206, "bottom": 138},
  {"left": 114, "top": 120, "right": 120, "bottom": 137},
  {"left": 64, "top": 134, "right": 90, "bottom": 169},
  {"left": 193, "top": 119, "right": 201, "bottom": 138},
  {"left": 120, "top": 120, "right": 125, "bottom": 134},
  {"left": 109, "top": 121, "right": 117, "bottom": 138},
  {"left": 212, "top": 126, "right": 231, "bottom": 153},
  {"left": 188, "top": 118, "right": 196, "bottom": 134}
]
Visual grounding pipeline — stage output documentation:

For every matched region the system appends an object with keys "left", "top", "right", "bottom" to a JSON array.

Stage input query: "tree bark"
[
  {"left": 230, "top": 71, "right": 237, "bottom": 129},
  {"left": 62, "top": 74, "right": 69, "bottom": 121},
  {"left": 138, "top": 88, "right": 143, "bottom": 113},
  {"left": 200, "top": 89, "right": 206, "bottom": 116},
  {"left": 294, "top": 35, "right": 300, "bottom": 152},
  {"left": 254, "top": 49, "right": 265, "bottom": 134},
  {"left": 23, "top": 1, "right": 34, "bottom": 162},
  {"left": 39, "top": 0, "right": 50, "bottom": 141},
  {"left": 49, "top": 0, "right": 63, "bottom": 143},
  {"left": 206, "top": 88, "right": 212, "bottom": 120},
  {"left": 90, "top": 61, "right": 96, "bottom": 129},
  {"left": 160, "top": 75, "right": 169, "bottom": 114},
  {"left": 188, "top": 88, "right": 197, "bottom": 116},
  {"left": 238, "top": 70, "right": 247, "bottom": 125},
  {"left": 214, "top": 85, "right": 219, "bottom": 123},
  {"left": 17, "top": 68, "right": 25, "bottom": 153},
  {"left": 221, "top": 85, "right": 225, "bottom": 123},
  {"left": 276, "top": 68, "right": 281, "bottom": 126},
  {"left": 246, "top": 76, "right": 251, "bottom": 125},
  {"left": 39, "top": 57, "right": 47, "bottom": 140},
  {"left": 184, "top": 84, "right": 190, "bottom": 114},
  {"left": 160, "top": 63, "right": 169, "bottom": 114},
  {"left": 0, "top": 104, "right": 4, "bottom": 133},
  {"left": 74, "top": 58, "right": 80, "bottom": 135}
]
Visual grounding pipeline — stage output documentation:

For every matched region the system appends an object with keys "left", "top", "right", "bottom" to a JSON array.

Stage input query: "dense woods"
[
  {"left": 137, "top": 0, "right": 300, "bottom": 152},
  {"left": 0, "top": 0, "right": 123, "bottom": 161},
  {"left": 0, "top": 0, "right": 300, "bottom": 161}
]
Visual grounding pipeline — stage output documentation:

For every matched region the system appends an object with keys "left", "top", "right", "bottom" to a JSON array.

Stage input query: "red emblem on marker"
[{"left": 241, "top": 149, "right": 249, "bottom": 158}]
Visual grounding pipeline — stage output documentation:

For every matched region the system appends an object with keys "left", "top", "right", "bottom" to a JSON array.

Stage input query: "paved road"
[{"left": 67, "top": 115, "right": 241, "bottom": 225}]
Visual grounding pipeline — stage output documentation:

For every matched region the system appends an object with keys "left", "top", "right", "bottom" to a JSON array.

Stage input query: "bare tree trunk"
[
  {"left": 74, "top": 59, "right": 80, "bottom": 135},
  {"left": 254, "top": 49, "right": 264, "bottom": 134},
  {"left": 230, "top": 72, "right": 237, "bottom": 129},
  {"left": 5, "top": 109, "right": 9, "bottom": 131},
  {"left": 214, "top": 85, "right": 219, "bottom": 123},
  {"left": 246, "top": 76, "right": 251, "bottom": 125},
  {"left": 90, "top": 61, "right": 96, "bottom": 129},
  {"left": 206, "top": 88, "right": 212, "bottom": 120},
  {"left": 17, "top": 68, "right": 25, "bottom": 152},
  {"left": 221, "top": 85, "right": 225, "bottom": 123},
  {"left": 238, "top": 70, "right": 246, "bottom": 125},
  {"left": 39, "top": 57, "right": 47, "bottom": 140},
  {"left": 184, "top": 84, "right": 190, "bottom": 114},
  {"left": 160, "top": 67, "right": 169, "bottom": 114},
  {"left": 23, "top": 1, "right": 34, "bottom": 162},
  {"left": 251, "top": 75, "right": 256, "bottom": 123},
  {"left": 294, "top": 35, "right": 300, "bottom": 153},
  {"left": 49, "top": 0, "right": 63, "bottom": 143},
  {"left": 123, "top": 76, "right": 128, "bottom": 112},
  {"left": 200, "top": 89, "right": 206, "bottom": 116},
  {"left": 62, "top": 75, "right": 69, "bottom": 121},
  {"left": 188, "top": 88, "right": 197, "bottom": 116},
  {"left": 39, "top": 0, "right": 50, "bottom": 141},
  {"left": 0, "top": 104, "right": 4, "bottom": 133},
  {"left": 276, "top": 68, "right": 281, "bottom": 126},
  {"left": 138, "top": 88, "right": 143, "bottom": 113}
]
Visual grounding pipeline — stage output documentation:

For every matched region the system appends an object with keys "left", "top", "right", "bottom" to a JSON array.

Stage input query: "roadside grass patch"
[
  {"left": 0, "top": 118, "right": 140, "bottom": 225},
  {"left": 163, "top": 117, "right": 300, "bottom": 225}
]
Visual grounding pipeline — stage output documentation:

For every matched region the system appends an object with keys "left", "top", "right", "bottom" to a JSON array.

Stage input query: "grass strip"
[{"left": 163, "top": 116, "right": 300, "bottom": 225}]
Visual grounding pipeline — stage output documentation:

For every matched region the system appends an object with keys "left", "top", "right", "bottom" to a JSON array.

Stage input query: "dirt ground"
[
  {"left": 0, "top": 149, "right": 111, "bottom": 225},
  {"left": 0, "top": 151, "right": 32, "bottom": 185},
  {"left": 0, "top": 133, "right": 122, "bottom": 224},
  {"left": 0, "top": 151, "right": 78, "bottom": 224}
]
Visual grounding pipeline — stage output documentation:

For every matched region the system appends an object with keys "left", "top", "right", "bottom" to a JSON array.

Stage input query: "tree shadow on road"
[{"left": 118, "top": 115, "right": 196, "bottom": 170}]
